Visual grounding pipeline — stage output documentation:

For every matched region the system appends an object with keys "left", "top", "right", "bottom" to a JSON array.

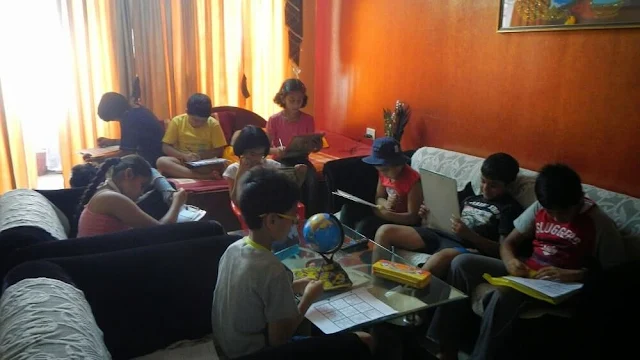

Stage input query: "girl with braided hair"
[{"left": 76, "top": 155, "right": 187, "bottom": 237}]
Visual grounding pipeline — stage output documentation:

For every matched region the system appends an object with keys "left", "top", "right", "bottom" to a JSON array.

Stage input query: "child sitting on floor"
[
  {"left": 223, "top": 125, "right": 307, "bottom": 203},
  {"left": 374, "top": 153, "right": 523, "bottom": 277},
  {"left": 156, "top": 93, "right": 228, "bottom": 180},
  {"left": 340, "top": 137, "right": 422, "bottom": 239},
  {"left": 212, "top": 167, "right": 373, "bottom": 358}
]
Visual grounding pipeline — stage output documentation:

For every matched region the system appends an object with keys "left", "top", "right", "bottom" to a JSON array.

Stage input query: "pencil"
[{"left": 278, "top": 138, "right": 284, "bottom": 148}]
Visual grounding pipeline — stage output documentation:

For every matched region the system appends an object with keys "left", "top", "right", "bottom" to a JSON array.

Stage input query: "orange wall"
[{"left": 313, "top": 0, "right": 640, "bottom": 197}]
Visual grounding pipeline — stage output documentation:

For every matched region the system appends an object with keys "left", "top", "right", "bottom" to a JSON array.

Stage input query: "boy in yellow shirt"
[{"left": 157, "top": 93, "right": 228, "bottom": 179}]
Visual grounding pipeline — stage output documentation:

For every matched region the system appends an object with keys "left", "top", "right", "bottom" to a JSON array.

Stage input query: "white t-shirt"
[
  {"left": 222, "top": 159, "right": 282, "bottom": 180},
  {"left": 212, "top": 238, "right": 299, "bottom": 358}
]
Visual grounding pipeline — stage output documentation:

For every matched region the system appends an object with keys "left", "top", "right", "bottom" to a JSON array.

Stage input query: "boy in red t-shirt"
[
  {"left": 430, "top": 164, "right": 627, "bottom": 360},
  {"left": 340, "top": 137, "right": 422, "bottom": 239}
]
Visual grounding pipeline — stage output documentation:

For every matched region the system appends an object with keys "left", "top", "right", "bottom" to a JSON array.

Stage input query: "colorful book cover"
[{"left": 293, "top": 263, "right": 352, "bottom": 291}]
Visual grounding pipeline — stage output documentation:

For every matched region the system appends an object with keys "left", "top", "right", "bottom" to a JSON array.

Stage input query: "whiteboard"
[{"left": 420, "top": 169, "right": 460, "bottom": 234}]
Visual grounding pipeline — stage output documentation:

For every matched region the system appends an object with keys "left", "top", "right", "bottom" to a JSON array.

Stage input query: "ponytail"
[{"left": 76, "top": 157, "right": 121, "bottom": 219}]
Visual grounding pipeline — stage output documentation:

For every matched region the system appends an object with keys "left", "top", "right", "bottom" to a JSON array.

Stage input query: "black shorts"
[{"left": 413, "top": 227, "right": 467, "bottom": 254}]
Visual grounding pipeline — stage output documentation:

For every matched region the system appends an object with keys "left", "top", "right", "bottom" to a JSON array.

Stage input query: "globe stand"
[{"left": 304, "top": 214, "right": 352, "bottom": 289}]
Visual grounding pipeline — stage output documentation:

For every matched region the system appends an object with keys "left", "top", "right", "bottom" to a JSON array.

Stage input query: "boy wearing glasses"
[{"left": 212, "top": 167, "right": 320, "bottom": 358}]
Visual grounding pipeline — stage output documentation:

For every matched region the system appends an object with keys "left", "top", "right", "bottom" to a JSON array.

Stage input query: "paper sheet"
[
  {"left": 504, "top": 276, "right": 583, "bottom": 298},
  {"left": 332, "top": 190, "right": 379, "bottom": 209},
  {"left": 305, "top": 287, "right": 397, "bottom": 334}
]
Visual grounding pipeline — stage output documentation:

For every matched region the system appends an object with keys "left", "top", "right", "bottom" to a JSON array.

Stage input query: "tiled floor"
[{"left": 37, "top": 172, "right": 64, "bottom": 190}]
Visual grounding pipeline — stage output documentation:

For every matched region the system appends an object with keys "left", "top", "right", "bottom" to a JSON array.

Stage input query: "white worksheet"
[
  {"left": 504, "top": 276, "right": 583, "bottom": 298},
  {"left": 305, "top": 287, "right": 398, "bottom": 334}
]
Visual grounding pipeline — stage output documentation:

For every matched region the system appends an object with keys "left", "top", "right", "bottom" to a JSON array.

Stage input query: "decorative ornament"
[{"left": 383, "top": 100, "right": 412, "bottom": 142}]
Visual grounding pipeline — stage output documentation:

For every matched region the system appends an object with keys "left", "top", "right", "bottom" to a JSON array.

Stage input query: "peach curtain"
[
  {"left": 129, "top": 0, "right": 287, "bottom": 122},
  {"left": 57, "top": 0, "right": 131, "bottom": 187}
]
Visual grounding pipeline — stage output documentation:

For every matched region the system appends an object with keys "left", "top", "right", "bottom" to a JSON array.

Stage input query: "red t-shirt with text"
[{"left": 380, "top": 165, "right": 420, "bottom": 213}]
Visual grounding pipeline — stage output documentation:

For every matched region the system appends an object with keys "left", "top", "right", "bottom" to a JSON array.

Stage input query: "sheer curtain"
[
  {"left": 130, "top": 0, "right": 287, "bottom": 121},
  {"left": 0, "top": 0, "right": 287, "bottom": 193}
]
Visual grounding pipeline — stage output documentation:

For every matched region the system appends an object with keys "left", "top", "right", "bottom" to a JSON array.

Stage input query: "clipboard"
[
  {"left": 185, "top": 158, "right": 228, "bottom": 168},
  {"left": 420, "top": 169, "right": 460, "bottom": 234},
  {"left": 281, "top": 133, "right": 324, "bottom": 159}
]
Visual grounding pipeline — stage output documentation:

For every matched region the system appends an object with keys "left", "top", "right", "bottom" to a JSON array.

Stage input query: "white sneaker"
[{"left": 177, "top": 205, "right": 207, "bottom": 222}]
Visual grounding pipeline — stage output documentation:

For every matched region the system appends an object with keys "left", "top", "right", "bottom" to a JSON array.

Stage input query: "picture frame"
[{"left": 498, "top": 0, "right": 640, "bottom": 32}]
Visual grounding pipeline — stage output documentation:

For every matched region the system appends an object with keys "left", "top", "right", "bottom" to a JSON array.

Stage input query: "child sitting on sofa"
[
  {"left": 374, "top": 152, "right": 523, "bottom": 277},
  {"left": 212, "top": 167, "right": 373, "bottom": 358},
  {"left": 223, "top": 125, "right": 307, "bottom": 204},
  {"left": 430, "top": 163, "right": 627, "bottom": 360},
  {"left": 156, "top": 93, "right": 228, "bottom": 180},
  {"left": 76, "top": 155, "right": 187, "bottom": 237},
  {"left": 340, "top": 137, "right": 422, "bottom": 239}
]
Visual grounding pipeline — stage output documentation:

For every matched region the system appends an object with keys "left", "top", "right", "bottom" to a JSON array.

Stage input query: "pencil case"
[{"left": 372, "top": 260, "right": 431, "bottom": 288}]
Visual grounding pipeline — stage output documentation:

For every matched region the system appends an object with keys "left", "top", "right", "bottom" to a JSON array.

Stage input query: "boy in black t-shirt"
[
  {"left": 96, "top": 92, "right": 165, "bottom": 167},
  {"left": 373, "top": 153, "right": 523, "bottom": 277}
]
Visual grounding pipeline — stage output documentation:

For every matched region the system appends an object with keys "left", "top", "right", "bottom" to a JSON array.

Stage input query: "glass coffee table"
[{"left": 280, "top": 225, "right": 467, "bottom": 330}]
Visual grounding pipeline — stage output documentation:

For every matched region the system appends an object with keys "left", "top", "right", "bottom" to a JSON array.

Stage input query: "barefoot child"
[
  {"left": 156, "top": 93, "right": 228, "bottom": 179},
  {"left": 340, "top": 137, "right": 422, "bottom": 239},
  {"left": 374, "top": 153, "right": 523, "bottom": 278}
]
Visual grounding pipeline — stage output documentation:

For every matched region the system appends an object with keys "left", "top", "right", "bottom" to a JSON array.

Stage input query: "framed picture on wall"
[{"left": 498, "top": 0, "right": 640, "bottom": 32}]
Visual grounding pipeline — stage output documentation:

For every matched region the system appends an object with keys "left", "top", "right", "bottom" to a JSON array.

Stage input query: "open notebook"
[
  {"left": 483, "top": 273, "right": 583, "bottom": 305},
  {"left": 177, "top": 205, "right": 207, "bottom": 222}
]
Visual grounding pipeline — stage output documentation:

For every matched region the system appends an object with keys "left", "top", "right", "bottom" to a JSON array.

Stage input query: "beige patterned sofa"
[{"left": 405, "top": 146, "right": 640, "bottom": 261}]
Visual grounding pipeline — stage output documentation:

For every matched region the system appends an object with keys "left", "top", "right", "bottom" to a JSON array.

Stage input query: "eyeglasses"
[{"left": 260, "top": 213, "right": 298, "bottom": 225}]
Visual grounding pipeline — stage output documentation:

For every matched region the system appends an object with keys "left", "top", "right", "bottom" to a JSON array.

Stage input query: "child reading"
[
  {"left": 222, "top": 125, "right": 307, "bottom": 203},
  {"left": 156, "top": 93, "right": 228, "bottom": 179},
  {"left": 76, "top": 155, "right": 187, "bottom": 237},
  {"left": 212, "top": 167, "right": 373, "bottom": 358},
  {"left": 340, "top": 137, "right": 422, "bottom": 239},
  {"left": 374, "top": 153, "right": 524, "bottom": 277},
  {"left": 430, "top": 164, "right": 627, "bottom": 360},
  {"left": 266, "top": 78, "right": 319, "bottom": 215}
]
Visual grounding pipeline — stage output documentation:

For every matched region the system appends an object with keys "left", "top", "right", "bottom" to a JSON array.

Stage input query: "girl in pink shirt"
[
  {"left": 76, "top": 155, "right": 188, "bottom": 237},
  {"left": 267, "top": 79, "right": 319, "bottom": 216}
]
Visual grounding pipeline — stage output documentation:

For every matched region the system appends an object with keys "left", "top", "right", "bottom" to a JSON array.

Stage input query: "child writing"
[
  {"left": 222, "top": 125, "right": 307, "bottom": 204},
  {"left": 156, "top": 93, "right": 228, "bottom": 180},
  {"left": 212, "top": 167, "right": 373, "bottom": 358},
  {"left": 374, "top": 153, "right": 524, "bottom": 277},
  {"left": 429, "top": 164, "right": 627, "bottom": 360},
  {"left": 76, "top": 155, "right": 187, "bottom": 237},
  {"left": 340, "top": 137, "right": 422, "bottom": 239},
  {"left": 266, "top": 78, "right": 319, "bottom": 216}
]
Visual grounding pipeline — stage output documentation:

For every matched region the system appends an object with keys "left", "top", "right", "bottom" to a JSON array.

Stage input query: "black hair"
[
  {"left": 273, "top": 78, "right": 308, "bottom": 108},
  {"left": 186, "top": 93, "right": 212, "bottom": 118},
  {"left": 76, "top": 155, "right": 152, "bottom": 219},
  {"left": 481, "top": 153, "right": 520, "bottom": 185},
  {"left": 238, "top": 167, "right": 300, "bottom": 230},
  {"left": 233, "top": 125, "right": 271, "bottom": 157},
  {"left": 70, "top": 164, "right": 98, "bottom": 188},
  {"left": 97, "top": 92, "right": 130, "bottom": 121},
  {"left": 535, "top": 164, "right": 583, "bottom": 210}
]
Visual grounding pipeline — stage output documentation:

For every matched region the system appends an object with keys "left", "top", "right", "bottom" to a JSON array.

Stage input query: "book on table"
[{"left": 482, "top": 273, "right": 583, "bottom": 305}]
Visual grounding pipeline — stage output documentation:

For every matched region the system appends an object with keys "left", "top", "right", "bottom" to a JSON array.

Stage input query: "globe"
[{"left": 302, "top": 213, "right": 344, "bottom": 254}]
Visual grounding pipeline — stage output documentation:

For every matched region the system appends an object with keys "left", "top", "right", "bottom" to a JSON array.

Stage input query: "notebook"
[
  {"left": 177, "top": 205, "right": 207, "bottom": 222},
  {"left": 483, "top": 273, "right": 583, "bottom": 305},
  {"left": 281, "top": 133, "right": 324, "bottom": 159},
  {"left": 420, "top": 169, "right": 460, "bottom": 234},
  {"left": 185, "top": 158, "right": 228, "bottom": 168}
]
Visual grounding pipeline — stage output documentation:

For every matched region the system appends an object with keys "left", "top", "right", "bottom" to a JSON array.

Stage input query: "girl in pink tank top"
[{"left": 76, "top": 155, "right": 188, "bottom": 237}]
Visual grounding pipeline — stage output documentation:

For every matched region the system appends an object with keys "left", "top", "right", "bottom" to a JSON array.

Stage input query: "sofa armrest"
[{"left": 2, "top": 221, "right": 225, "bottom": 281}]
